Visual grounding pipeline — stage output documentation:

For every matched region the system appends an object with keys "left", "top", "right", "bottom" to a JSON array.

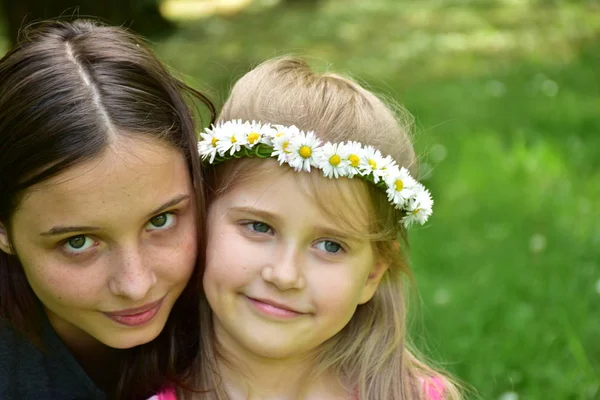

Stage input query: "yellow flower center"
[
  {"left": 368, "top": 159, "right": 377, "bottom": 169},
  {"left": 329, "top": 154, "right": 341, "bottom": 166},
  {"left": 276, "top": 132, "right": 285, "bottom": 137},
  {"left": 211, "top": 137, "right": 218, "bottom": 147},
  {"left": 283, "top": 142, "right": 290, "bottom": 153},
  {"left": 412, "top": 208, "right": 421, "bottom": 215},
  {"left": 395, "top": 179, "right": 404, "bottom": 191},
  {"left": 348, "top": 154, "right": 360, "bottom": 167},
  {"left": 230, "top": 135, "right": 237, "bottom": 144},
  {"left": 247, "top": 132, "right": 260, "bottom": 144},
  {"left": 299, "top": 145, "right": 312, "bottom": 158}
]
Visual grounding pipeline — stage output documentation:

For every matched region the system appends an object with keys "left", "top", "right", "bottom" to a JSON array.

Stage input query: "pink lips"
[
  {"left": 104, "top": 298, "right": 164, "bottom": 327},
  {"left": 246, "top": 296, "right": 305, "bottom": 319}
]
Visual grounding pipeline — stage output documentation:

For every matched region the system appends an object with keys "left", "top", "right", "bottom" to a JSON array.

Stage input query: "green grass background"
[{"left": 1, "top": 0, "right": 598, "bottom": 398}]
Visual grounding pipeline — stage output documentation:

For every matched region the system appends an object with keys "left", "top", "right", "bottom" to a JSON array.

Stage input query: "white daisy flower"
[
  {"left": 385, "top": 166, "right": 418, "bottom": 207},
  {"left": 216, "top": 123, "right": 246, "bottom": 156},
  {"left": 287, "top": 130, "right": 321, "bottom": 172},
  {"left": 271, "top": 129, "right": 294, "bottom": 164},
  {"left": 342, "top": 141, "right": 363, "bottom": 178},
  {"left": 402, "top": 185, "right": 434, "bottom": 227},
  {"left": 273, "top": 124, "right": 301, "bottom": 139},
  {"left": 197, "top": 120, "right": 435, "bottom": 229},
  {"left": 258, "top": 124, "right": 276, "bottom": 146},
  {"left": 243, "top": 121, "right": 273, "bottom": 148},
  {"left": 360, "top": 146, "right": 386, "bottom": 182},
  {"left": 198, "top": 129, "right": 220, "bottom": 163},
  {"left": 377, "top": 154, "right": 397, "bottom": 177},
  {"left": 318, "top": 142, "right": 350, "bottom": 179}
]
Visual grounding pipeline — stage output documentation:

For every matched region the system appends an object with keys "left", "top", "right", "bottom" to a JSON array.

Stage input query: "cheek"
[
  {"left": 21, "top": 258, "right": 107, "bottom": 306},
  {"left": 159, "top": 223, "right": 198, "bottom": 284},
  {"left": 204, "top": 233, "right": 255, "bottom": 290},
  {"left": 13, "top": 232, "right": 106, "bottom": 305},
  {"left": 310, "top": 269, "right": 366, "bottom": 313},
  {"left": 203, "top": 250, "right": 240, "bottom": 289}
]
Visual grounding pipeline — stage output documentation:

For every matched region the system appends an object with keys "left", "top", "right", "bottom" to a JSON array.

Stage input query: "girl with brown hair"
[{"left": 0, "top": 19, "right": 215, "bottom": 400}]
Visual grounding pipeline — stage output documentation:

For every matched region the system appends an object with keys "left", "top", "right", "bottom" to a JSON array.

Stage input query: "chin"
[
  {"left": 106, "top": 326, "right": 164, "bottom": 349},
  {"left": 244, "top": 342, "right": 303, "bottom": 359},
  {"left": 100, "top": 316, "right": 168, "bottom": 349}
]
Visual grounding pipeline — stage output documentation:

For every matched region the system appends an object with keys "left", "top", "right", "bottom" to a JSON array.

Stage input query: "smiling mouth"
[
  {"left": 103, "top": 297, "right": 164, "bottom": 327},
  {"left": 245, "top": 296, "right": 306, "bottom": 319}
]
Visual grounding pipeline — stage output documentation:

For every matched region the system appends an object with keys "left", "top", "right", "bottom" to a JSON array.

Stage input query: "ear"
[
  {"left": 358, "top": 258, "right": 390, "bottom": 305},
  {"left": 0, "top": 223, "right": 14, "bottom": 254}
]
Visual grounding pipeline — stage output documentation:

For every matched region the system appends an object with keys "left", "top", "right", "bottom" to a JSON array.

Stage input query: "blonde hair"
[{"left": 183, "top": 57, "right": 461, "bottom": 399}]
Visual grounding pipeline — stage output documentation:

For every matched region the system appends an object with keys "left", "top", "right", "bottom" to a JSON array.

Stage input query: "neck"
[
  {"left": 46, "top": 309, "right": 121, "bottom": 394},
  {"left": 215, "top": 325, "right": 347, "bottom": 400}
]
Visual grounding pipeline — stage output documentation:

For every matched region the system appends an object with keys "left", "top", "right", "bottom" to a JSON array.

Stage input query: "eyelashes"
[
  {"left": 313, "top": 240, "right": 343, "bottom": 254},
  {"left": 146, "top": 212, "right": 177, "bottom": 231},
  {"left": 244, "top": 221, "right": 273, "bottom": 235},
  {"left": 239, "top": 220, "right": 346, "bottom": 255},
  {"left": 59, "top": 211, "right": 178, "bottom": 257},
  {"left": 62, "top": 235, "right": 98, "bottom": 254}
]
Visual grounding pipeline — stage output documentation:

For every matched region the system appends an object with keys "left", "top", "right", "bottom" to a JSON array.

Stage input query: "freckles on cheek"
[{"left": 29, "top": 267, "right": 94, "bottom": 305}]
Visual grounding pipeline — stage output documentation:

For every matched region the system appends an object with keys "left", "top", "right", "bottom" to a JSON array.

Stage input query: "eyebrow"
[
  {"left": 228, "top": 206, "right": 353, "bottom": 241},
  {"left": 313, "top": 226, "right": 353, "bottom": 241},
  {"left": 227, "top": 206, "right": 283, "bottom": 225},
  {"left": 39, "top": 194, "right": 191, "bottom": 237}
]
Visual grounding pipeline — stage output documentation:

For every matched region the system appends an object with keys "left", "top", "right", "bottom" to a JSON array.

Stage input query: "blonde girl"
[{"left": 162, "top": 57, "right": 461, "bottom": 400}]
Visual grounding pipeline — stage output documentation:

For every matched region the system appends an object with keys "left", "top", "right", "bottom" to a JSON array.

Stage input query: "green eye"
[
  {"left": 251, "top": 222, "right": 271, "bottom": 233},
  {"left": 147, "top": 213, "right": 176, "bottom": 231},
  {"left": 315, "top": 240, "right": 343, "bottom": 254},
  {"left": 150, "top": 214, "right": 168, "bottom": 227},
  {"left": 67, "top": 235, "right": 87, "bottom": 249},
  {"left": 325, "top": 241, "right": 341, "bottom": 253},
  {"left": 62, "top": 235, "right": 95, "bottom": 254}
]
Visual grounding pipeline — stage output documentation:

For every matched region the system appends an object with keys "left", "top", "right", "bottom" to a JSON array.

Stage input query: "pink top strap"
[
  {"left": 147, "top": 387, "right": 177, "bottom": 400},
  {"left": 150, "top": 377, "right": 444, "bottom": 400},
  {"left": 422, "top": 376, "right": 446, "bottom": 400}
]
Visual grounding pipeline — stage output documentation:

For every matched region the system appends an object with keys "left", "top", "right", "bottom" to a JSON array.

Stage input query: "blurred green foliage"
[
  {"left": 155, "top": 1, "right": 599, "bottom": 398},
  {"left": 1, "top": 0, "right": 598, "bottom": 398}
]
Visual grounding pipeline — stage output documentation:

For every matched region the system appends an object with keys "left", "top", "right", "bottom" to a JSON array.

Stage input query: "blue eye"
[
  {"left": 245, "top": 221, "right": 272, "bottom": 234},
  {"left": 314, "top": 240, "right": 343, "bottom": 254},
  {"left": 147, "top": 213, "right": 176, "bottom": 231},
  {"left": 62, "top": 235, "right": 95, "bottom": 254}
]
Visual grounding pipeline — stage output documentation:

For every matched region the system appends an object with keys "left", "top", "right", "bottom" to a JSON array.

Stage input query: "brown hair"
[
  {"left": 0, "top": 19, "right": 215, "bottom": 399},
  {"left": 184, "top": 57, "right": 461, "bottom": 399}
]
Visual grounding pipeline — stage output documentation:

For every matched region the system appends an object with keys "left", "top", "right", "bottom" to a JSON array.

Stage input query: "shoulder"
[
  {"left": 0, "top": 320, "right": 46, "bottom": 398},
  {"left": 0, "top": 320, "right": 41, "bottom": 371},
  {"left": 0, "top": 318, "right": 105, "bottom": 399}
]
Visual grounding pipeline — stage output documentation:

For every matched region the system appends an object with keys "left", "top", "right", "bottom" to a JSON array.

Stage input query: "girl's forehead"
[
  {"left": 218, "top": 160, "right": 373, "bottom": 232},
  {"left": 13, "top": 137, "right": 191, "bottom": 232},
  {"left": 34, "top": 137, "right": 175, "bottom": 190}
]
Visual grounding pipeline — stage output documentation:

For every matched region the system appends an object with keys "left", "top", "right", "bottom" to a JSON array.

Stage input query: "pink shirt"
[
  {"left": 423, "top": 376, "right": 446, "bottom": 400},
  {"left": 146, "top": 389, "right": 177, "bottom": 400},
  {"left": 151, "top": 376, "right": 445, "bottom": 400}
]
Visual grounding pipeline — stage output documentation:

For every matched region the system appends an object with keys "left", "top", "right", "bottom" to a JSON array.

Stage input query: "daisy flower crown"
[{"left": 198, "top": 120, "right": 433, "bottom": 228}]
